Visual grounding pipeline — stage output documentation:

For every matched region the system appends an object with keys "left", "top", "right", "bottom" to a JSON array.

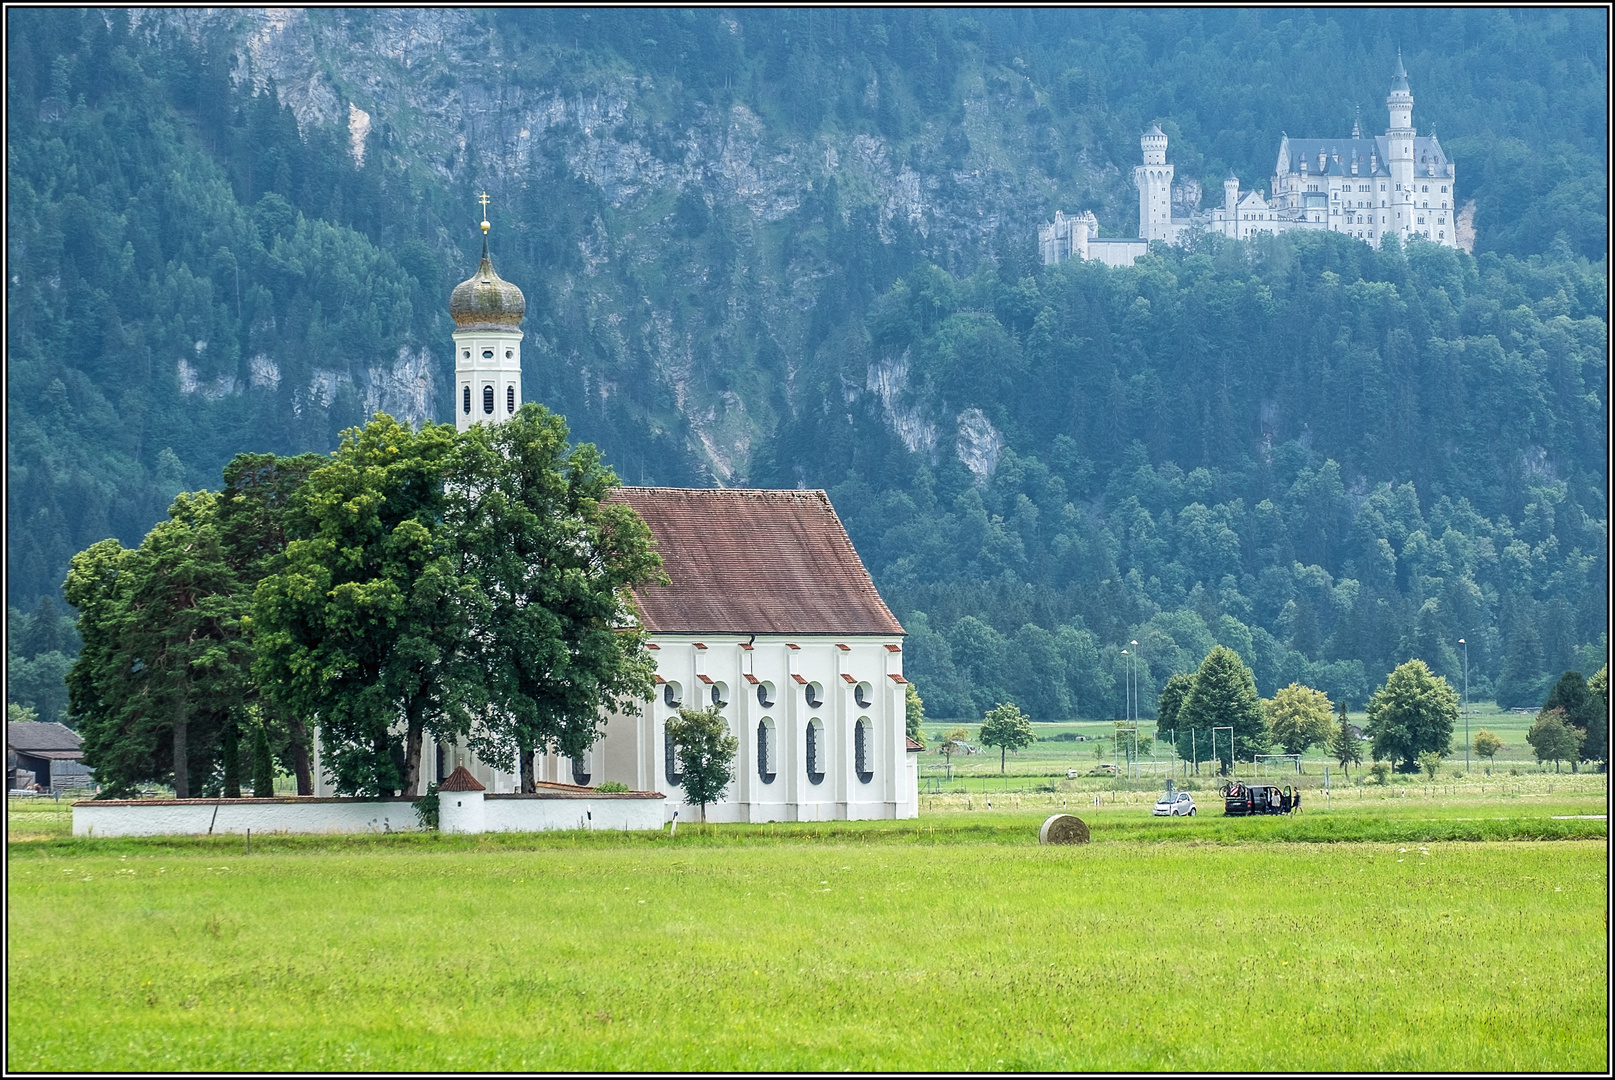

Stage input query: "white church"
[
  {"left": 1042, "top": 56, "right": 1461, "bottom": 266},
  {"left": 312, "top": 210, "right": 922, "bottom": 822}
]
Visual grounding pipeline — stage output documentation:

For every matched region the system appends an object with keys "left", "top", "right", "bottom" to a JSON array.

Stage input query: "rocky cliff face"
[{"left": 128, "top": 8, "right": 1124, "bottom": 483}]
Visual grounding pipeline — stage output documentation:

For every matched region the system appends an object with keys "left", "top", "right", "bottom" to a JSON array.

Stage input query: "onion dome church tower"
[{"left": 450, "top": 194, "right": 525, "bottom": 432}]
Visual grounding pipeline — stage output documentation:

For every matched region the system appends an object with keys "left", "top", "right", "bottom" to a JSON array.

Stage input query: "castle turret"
[
  {"left": 1134, "top": 125, "right": 1174, "bottom": 242},
  {"left": 1386, "top": 53, "right": 1415, "bottom": 241},
  {"left": 1223, "top": 171, "right": 1240, "bottom": 211},
  {"left": 450, "top": 195, "right": 525, "bottom": 432}
]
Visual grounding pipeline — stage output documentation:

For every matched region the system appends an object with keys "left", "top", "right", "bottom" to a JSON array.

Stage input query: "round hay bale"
[{"left": 1039, "top": 813, "right": 1090, "bottom": 845}]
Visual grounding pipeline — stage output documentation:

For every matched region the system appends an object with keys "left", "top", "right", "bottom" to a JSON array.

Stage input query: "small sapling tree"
[
  {"left": 1472, "top": 729, "right": 1503, "bottom": 774},
  {"left": 666, "top": 706, "right": 738, "bottom": 823},
  {"left": 979, "top": 702, "right": 1035, "bottom": 774},
  {"left": 1417, "top": 750, "right": 1443, "bottom": 780}
]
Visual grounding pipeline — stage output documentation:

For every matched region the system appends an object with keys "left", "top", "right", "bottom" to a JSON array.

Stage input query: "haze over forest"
[{"left": 7, "top": 8, "right": 1608, "bottom": 725}]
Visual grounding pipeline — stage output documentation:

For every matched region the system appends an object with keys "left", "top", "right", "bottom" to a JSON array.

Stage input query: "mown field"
[
  {"left": 921, "top": 700, "right": 1587, "bottom": 785},
  {"left": 7, "top": 785, "right": 1607, "bottom": 1072}
]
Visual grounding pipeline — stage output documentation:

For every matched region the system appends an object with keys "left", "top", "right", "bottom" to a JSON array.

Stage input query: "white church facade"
[
  {"left": 312, "top": 206, "right": 921, "bottom": 822},
  {"left": 1043, "top": 56, "right": 1460, "bottom": 266}
]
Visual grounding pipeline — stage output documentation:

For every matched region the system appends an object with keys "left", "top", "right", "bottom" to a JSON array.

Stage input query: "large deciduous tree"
[
  {"left": 453, "top": 404, "right": 662, "bottom": 791},
  {"left": 1179, "top": 646, "right": 1268, "bottom": 773},
  {"left": 67, "top": 493, "right": 247, "bottom": 798},
  {"left": 1265, "top": 682, "right": 1336, "bottom": 758},
  {"left": 1365, "top": 659, "right": 1459, "bottom": 773},
  {"left": 251, "top": 415, "right": 479, "bottom": 797},
  {"left": 978, "top": 701, "right": 1035, "bottom": 773},
  {"left": 220, "top": 451, "right": 323, "bottom": 795}
]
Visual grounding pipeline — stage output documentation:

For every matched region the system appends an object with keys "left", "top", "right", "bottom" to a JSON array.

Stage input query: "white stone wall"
[
  {"left": 74, "top": 793, "right": 664, "bottom": 837},
  {"left": 74, "top": 797, "right": 422, "bottom": 837}
]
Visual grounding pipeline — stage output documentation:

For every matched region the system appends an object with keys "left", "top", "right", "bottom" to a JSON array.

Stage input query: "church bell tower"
[{"left": 450, "top": 194, "right": 525, "bottom": 432}]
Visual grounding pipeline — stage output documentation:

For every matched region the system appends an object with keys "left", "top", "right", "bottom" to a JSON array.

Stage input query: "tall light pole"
[
  {"left": 1119, "top": 649, "right": 1129, "bottom": 772},
  {"left": 1130, "top": 639, "right": 1141, "bottom": 779},
  {"left": 1459, "top": 638, "right": 1469, "bottom": 771}
]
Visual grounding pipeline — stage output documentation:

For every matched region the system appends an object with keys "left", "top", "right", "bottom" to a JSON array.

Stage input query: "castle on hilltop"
[{"left": 1043, "top": 55, "right": 1461, "bottom": 266}]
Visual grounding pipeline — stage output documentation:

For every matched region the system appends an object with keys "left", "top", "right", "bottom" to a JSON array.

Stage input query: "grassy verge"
[{"left": 7, "top": 837, "right": 1605, "bottom": 1071}]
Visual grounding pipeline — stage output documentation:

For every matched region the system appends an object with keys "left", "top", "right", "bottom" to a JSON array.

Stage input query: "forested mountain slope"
[{"left": 7, "top": 9, "right": 1607, "bottom": 722}]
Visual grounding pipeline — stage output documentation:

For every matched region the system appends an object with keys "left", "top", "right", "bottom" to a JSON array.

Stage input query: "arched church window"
[
  {"left": 571, "top": 748, "right": 591, "bottom": 786},
  {"left": 482, "top": 349, "right": 494, "bottom": 359},
  {"left": 507, "top": 386, "right": 515, "bottom": 413},
  {"left": 855, "top": 718, "right": 873, "bottom": 784},
  {"left": 463, "top": 386, "right": 471, "bottom": 414},
  {"left": 664, "top": 730, "right": 683, "bottom": 786},
  {"left": 806, "top": 718, "right": 825, "bottom": 785},
  {"left": 757, "top": 718, "right": 777, "bottom": 784},
  {"left": 483, "top": 385, "right": 494, "bottom": 414}
]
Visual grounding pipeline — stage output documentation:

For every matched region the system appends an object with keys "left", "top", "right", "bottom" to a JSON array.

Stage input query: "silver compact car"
[{"left": 1153, "top": 791, "right": 1196, "bottom": 816}]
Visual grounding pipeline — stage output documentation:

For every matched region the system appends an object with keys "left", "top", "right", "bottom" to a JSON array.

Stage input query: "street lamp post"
[
  {"left": 1118, "top": 649, "right": 1127, "bottom": 773},
  {"left": 1459, "top": 638, "right": 1469, "bottom": 772},
  {"left": 1130, "top": 640, "right": 1141, "bottom": 779}
]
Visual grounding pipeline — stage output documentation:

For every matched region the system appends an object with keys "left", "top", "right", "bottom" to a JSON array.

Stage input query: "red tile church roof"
[{"left": 607, "top": 488, "right": 904, "bottom": 637}]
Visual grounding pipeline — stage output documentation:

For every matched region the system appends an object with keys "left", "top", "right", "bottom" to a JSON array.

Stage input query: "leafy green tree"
[
  {"left": 979, "top": 701, "right": 1035, "bottom": 773},
  {"left": 905, "top": 682, "right": 926, "bottom": 747},
  {"left": 1369, "top": 761, "right": 1391, "bottom": 785},
  {"left": 221, "top": 452, "right": 324, "bottom": 795},
  {"left": 1472, "top": 729, "right": 1503, "bottom": 774},
  {"left": 1330, "top": 713, "right": 1364, "bottom": 778},
  {"left": 8, "top": 703, "right": 38, "bottom": 724},
  {"left": 1416, "top": 750, "right": 1443, "bottom": 780},
  {"left": 1179, "top": 646, "right": 1268, "bottom": 774},
  {"left": 250, "top": 717, "right": 275, "bottom": 797},
  {"left": 251, "top": 415, "right": 478, "bottom": 797},
  {"left": 665, "top": 706, "right": 738, "bottom": 823},
  {"left": 66, "top": 493, "right": 247, "bottom": 798},
  {"left": 1157, "top": 671, "right": 1195, "bottom": 759},
  {"left": 1265, "top": 682, "right": 1335, "bottom": 757},
  {"left": 1587, "top": 666, "right": 1609, "bottom": 767},
  {"left": 1365, "top": 660, "right": 1459, "bottom": 773},
  {"left": 1541, "top": 671, "right": 1602, "bottom": 770},
  {"left": 1526, "top": 708, "right": 1581, "bottom": 772},
  {"left": 454, "top": 405, "right": 663, "bottom": 792},
  {"left": 939, "top": 726, "right": 970, "bottom": 776}
]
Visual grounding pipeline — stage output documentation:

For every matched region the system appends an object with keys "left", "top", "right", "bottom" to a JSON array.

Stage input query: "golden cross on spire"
[{"left": 478, "top": 191, "right": 491, "bottom": 217}]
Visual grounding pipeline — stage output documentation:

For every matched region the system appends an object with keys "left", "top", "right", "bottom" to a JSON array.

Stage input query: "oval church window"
[{"left": 482, "top": 349, "right": 494, "bottom": 359}]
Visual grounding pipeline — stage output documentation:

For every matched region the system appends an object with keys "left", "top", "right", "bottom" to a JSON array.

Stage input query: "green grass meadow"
[{"left": 7, "top": 782, "right": 1607, "bottom": 1072}]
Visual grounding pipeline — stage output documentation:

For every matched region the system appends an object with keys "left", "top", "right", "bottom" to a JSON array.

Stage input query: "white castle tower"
[
  {"left": 1135, "top": 124, "right": 1174, "bottom": 242},
  {"left": 1385, "top": 52, "right": 1416, "bottom": 244},
  {"left": 450, "top": 194, "right": 525, "bottom": 432}
]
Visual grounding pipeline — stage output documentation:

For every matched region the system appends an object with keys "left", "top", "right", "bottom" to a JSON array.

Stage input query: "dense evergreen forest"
[{"left": 7, "top": 9, "right": 1607, "bottom": 726}]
